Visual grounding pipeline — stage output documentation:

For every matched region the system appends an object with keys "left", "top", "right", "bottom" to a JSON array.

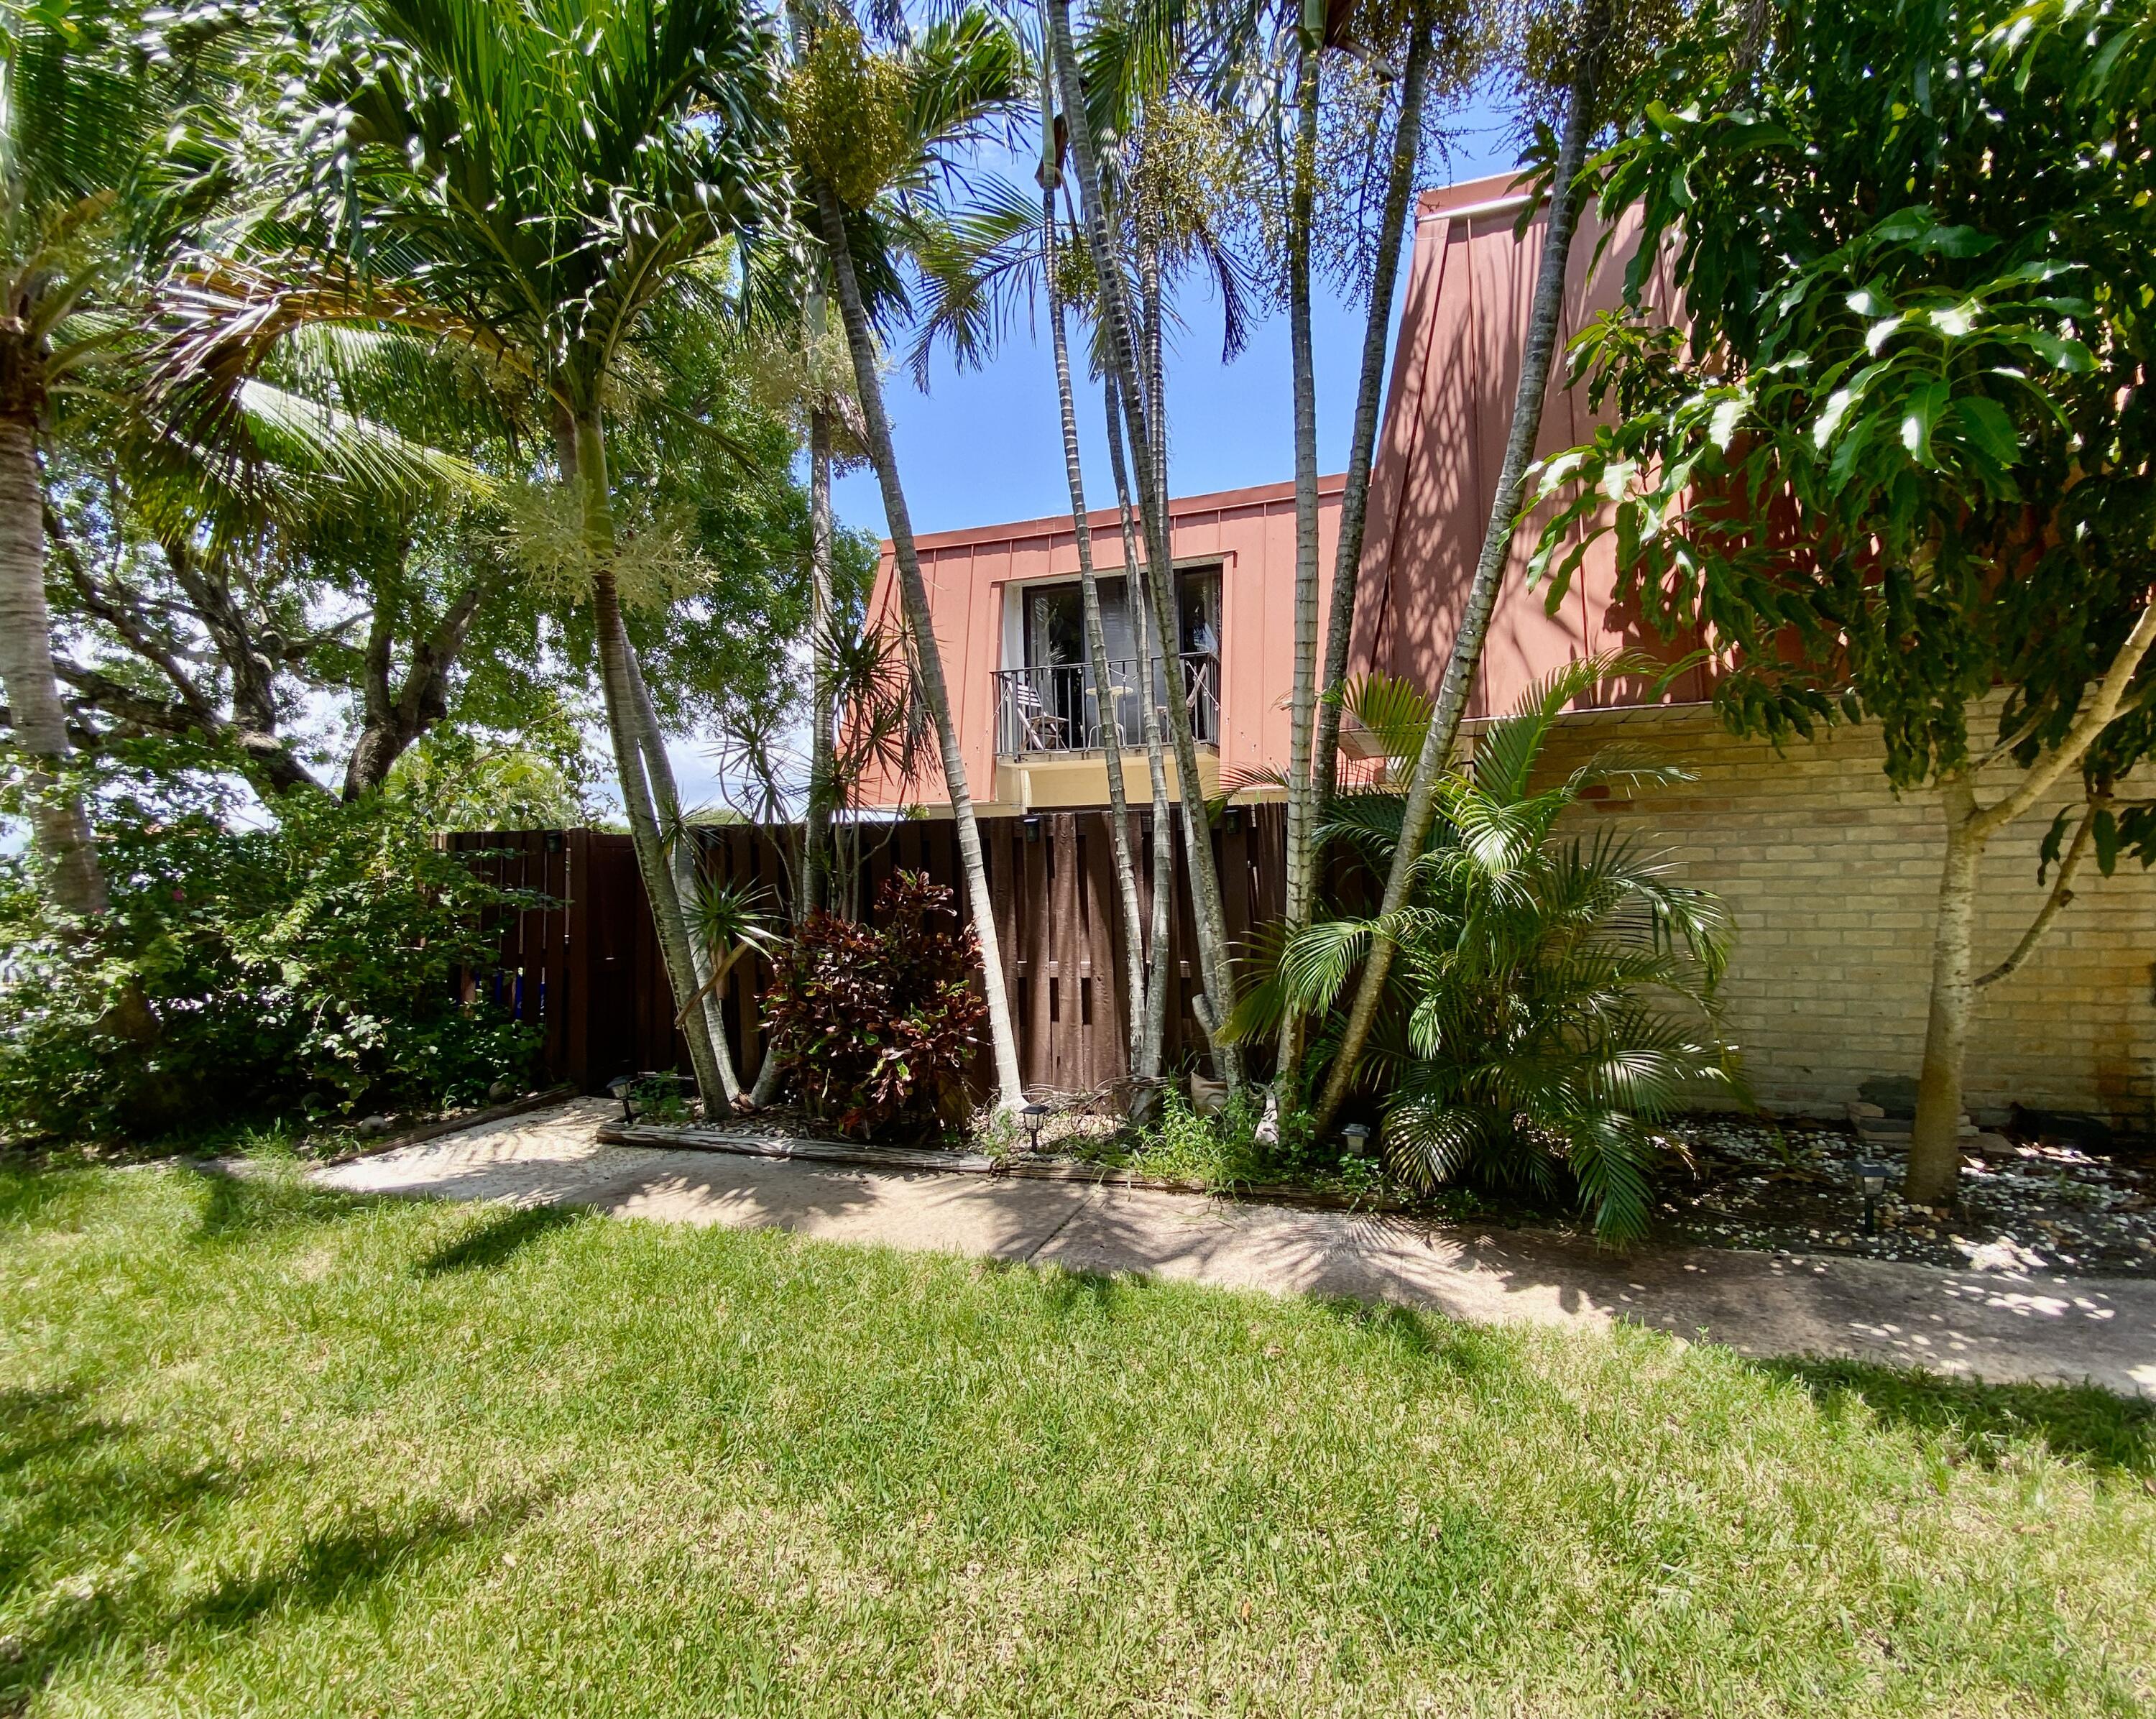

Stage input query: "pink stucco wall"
[{"left": 860, "top": 476, "right": 1345, "bottom": 811}]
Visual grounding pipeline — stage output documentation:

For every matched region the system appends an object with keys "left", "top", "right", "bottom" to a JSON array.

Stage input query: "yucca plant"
[{"left": 1234, "top": 658, "right": 1741, "bottom": 1240}]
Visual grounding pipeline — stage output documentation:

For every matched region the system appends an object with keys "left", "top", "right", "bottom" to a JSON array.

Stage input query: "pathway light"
[{"left": 1856, "top": 1160, "right": 1892, "bottom": 1235}]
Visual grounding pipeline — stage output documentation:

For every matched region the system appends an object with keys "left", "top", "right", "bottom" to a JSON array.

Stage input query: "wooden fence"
[{"left": 446, "top": 805, "right": 1291, "bottom": 1098}]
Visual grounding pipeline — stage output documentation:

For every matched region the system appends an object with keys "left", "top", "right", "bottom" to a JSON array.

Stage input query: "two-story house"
[{"left": 856, "top": 170, "right": 2152, "bottom": 1127}]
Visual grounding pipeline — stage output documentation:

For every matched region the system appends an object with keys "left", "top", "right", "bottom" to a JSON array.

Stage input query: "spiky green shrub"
[{"left": 1240, "top": 660, "right": 1741, "bottom": 1239}]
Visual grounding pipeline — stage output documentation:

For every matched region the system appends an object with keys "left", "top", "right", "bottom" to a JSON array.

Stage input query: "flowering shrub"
[{"left": 761, "top": 872, "right": 986, "bottom": 1139}]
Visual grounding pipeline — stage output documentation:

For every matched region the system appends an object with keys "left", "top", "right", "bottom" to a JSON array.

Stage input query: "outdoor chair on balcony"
[{"left": 1011, "top": 677, "right": 1069, "bottom": 752}]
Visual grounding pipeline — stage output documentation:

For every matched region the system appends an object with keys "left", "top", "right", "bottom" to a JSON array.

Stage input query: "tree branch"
[
  {"left": 52, "top": 662, "right": 326, "bottom": 797},
  {"left": 1972, "top": 595, "right": 2156, "bottom": 837},
  {"left": 1973, "top": 785, "right": 2108, "bottom": 989},
  {"left": 44, "top": 502, "right": 212, "bottom": 714}
]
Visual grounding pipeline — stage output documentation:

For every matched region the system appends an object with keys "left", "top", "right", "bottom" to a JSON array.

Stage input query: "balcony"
[{"left": 994, "top": 653, "right": 1220, "bottom": 757}]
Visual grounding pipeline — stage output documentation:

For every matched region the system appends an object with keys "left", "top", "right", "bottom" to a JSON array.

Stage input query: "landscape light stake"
[
  {"left": 1856, "top": 1161, "right": 1891, "bottom": 1236},
  {"left": 1021, "top": 1102, "right": 1050, "bottom": 1154}
]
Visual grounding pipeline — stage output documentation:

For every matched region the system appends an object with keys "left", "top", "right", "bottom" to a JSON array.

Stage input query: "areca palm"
[
  {"left": 908, "top": 17, "right": 1253, "bottom": 1104},
  {"left": 1238, "top": 658, "right": 1738, "bottom": 1240},
  {"left": 1312, "top": 0, "right": 1619, "bottom": 1133},
  {"left": 1033, "top": 34, "right": 1153, "bottom": 1070},
  {"left": 164, "top": 0, "right": 788, "bottom": 1109},
  {"left": 786, "top": 2, "right": 1030, "bottom": 1109},
  {"left": 1259, "top": 0, "right": 1473, "bottom": 1110}
]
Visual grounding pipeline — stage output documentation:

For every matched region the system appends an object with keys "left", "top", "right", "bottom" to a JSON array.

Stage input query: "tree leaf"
[
  {"left": 2025, "top": 330, "right": 2096, "bottom": 372},
  {"left": 1899, "top": 379, "right": 1951, "bottom": 464},
  {"left": 1950, "top": 395, "right": 2020, "bottom": 467},
  {"left": 2093, "top": 808, "right": 2120, "bottom": 875}
]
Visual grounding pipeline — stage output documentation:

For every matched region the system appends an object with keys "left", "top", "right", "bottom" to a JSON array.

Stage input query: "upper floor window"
[{"left": 998, "top": 566, "right": 1220, "bottom": 757}]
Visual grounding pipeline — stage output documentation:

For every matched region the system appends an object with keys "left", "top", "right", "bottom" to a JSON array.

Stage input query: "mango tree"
[{"left": 1527, "top": 0, "right": 2156, "bottom": 1204}]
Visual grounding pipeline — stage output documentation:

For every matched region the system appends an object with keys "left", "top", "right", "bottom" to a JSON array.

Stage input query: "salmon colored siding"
[
  {"left": 858, "top": 171, "right": 1692, "bottom": 814},
  {"left": 1353, "top": 174, "right": 1703, "bottom": 716},
  {"left": 860, "top": 477, "right": 1344, "bottom": 812}
]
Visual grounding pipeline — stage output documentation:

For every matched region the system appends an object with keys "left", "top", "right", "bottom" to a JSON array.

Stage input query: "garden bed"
[
  {"left": 1649, "top": 1116, "right": 2156, "bottom": 1276},
  {"left": 613, "top": 1102, "right": 2156, "bottom": 1276}
]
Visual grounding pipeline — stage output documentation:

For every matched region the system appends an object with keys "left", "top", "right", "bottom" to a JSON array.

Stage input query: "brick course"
[{"left": 1520, "top": 704, "right": 2155, "bottom": 1127}]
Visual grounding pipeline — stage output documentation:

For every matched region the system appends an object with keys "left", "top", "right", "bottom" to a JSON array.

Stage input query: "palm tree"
[
  {"left": 160, "top": 0, "right": 788, "bottom": 1111},
  {"left": 738, "top": 274, "right": 865, "bottom": 926},
  {"left": 1269, "top": 0, "right": 1460, "bottom": 1110},
  {"left": 1046, "top": 0, "right": 1245, "bottom": 1087},
  {"left": 788, "top": 4, "right": 1030, "bottom": 1109},
  {"left": 1307, "top": 0, "right": 1447, "bottom": 819},
  {"left": 1311, "top": 0, "right": 1614, "bottom": 1133},
  {"left": 1239, "top": 658, "right": 1739, "bottom": 1240},
  {"left": 905, "top": 14, "right": 1249, "bottom": 1107},
  {"left": 1036, "top": 36, "right": 1152, "bottom": 1061},
  {"left": 0, "top": 0, "right": 152, "bottom": 920},
  {"left": 1100, "top": 369, "right": 1179, "bottom": 1108}
]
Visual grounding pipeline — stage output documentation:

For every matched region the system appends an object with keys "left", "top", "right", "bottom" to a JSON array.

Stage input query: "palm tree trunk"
[
  {"left": 1312, "top": 9, "right": 1432, "bottom": 814},
  {"left": 1274, "top": 12, "right": 1325, "bottom": 1098},
  {"left": 1047, "top": 0, "right": 1242, "bottom": 1087},
  {"left": 802, "top": 402, "right": 837, "bottom": 923},
  {"left": 752, "top": 381, "right": 827, "bottom": 1112},
  {"left": 1043, "top": 172, "right": 1149, "bottom": 1069},
  {"left": 1312, "top": 6, "right": 1610, "bottom": 1135},
  {"left": 573, "top": 410, "right": 729, "bottom": 1111},
  {"left": 1105, "top": 368, "right": 1176, "bottom": 1112},
  {"left": 812, "top": 179, "right": 1026, "bottom": 1110},
  {"left": 622, "top": 630, "right": 741, "bottom": 1105},
  {"left": 0, "top": 413, "right": 109, "bottom": 919}
]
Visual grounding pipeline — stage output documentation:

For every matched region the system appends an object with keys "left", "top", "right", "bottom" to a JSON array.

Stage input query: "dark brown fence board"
[{"left": 450, "top": 808, "right": 1294, "bottom": 1099}]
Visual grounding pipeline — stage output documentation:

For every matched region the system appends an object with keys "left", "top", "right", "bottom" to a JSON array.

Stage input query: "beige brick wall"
[{"left": 1514, "top": 704, "right": 2155, "bottom": 1127}]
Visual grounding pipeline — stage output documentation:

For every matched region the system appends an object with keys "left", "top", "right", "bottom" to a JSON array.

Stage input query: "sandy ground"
[{"left": 313, "top": 1099, "right": 2156, "bottom": 1398}]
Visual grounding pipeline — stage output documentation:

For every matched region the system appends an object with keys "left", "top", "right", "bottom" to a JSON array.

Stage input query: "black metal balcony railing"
[{"left": 994, "top": 653, "right": 1220, "bottom": 757}]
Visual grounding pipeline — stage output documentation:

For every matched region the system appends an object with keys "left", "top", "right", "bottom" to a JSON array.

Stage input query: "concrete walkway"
[{"left": 315, "top": 1099, "right": 2156, "bottom": 1398}]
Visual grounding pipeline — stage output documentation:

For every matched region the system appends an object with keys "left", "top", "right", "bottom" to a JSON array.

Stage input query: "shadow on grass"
[
  {"left": 0, "top": 1386, "right": 133, "bottom": 1489},
  {"left": 1311, "top": 1296, "right": 1531, "bottom": 1387},
  {"left": 1034, "top": 1264, "right": 1124, "bottom": 1318},
  {"left": 188, "top": 1166, "right": 374, "bottom": 1246},
  {"left": 1, "top": 1384, "right": 550, "bottom": 1710},
  {"left": 1759, "top": 1356, "right": 2156, "bottom": 1478},
  {"left": 417, "top": 1203, "right": 585, "bottom": 1276},
  {"left": 180, "top": 1490, "right": 548, "bottom": 1630},
  {"left": 1, "top": 1388, "right": 249, "bottom": 1690},
  {"left": 0, "top": 1163, "right": 96, "bottom": 1233}
]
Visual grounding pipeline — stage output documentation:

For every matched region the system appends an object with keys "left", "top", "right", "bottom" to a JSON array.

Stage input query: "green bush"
[
  {"left": 1112, "top": 1086, "right": 1390, "bottom": 1200},
  {"left": 0, "top": 763, "right": 538, "bottom": 1143},
  {"left": 1243, "top": 660, "right": 1743, "bottom": 1240}
]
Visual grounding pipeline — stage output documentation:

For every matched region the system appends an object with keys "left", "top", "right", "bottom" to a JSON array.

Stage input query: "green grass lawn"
[{"left": 2, "top": 1163, "right": 2152, "bottom": 1717}]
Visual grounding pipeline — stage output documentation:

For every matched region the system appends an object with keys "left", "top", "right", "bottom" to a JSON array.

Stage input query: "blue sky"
[
  {"left": 668, "top": 100, "right": 1523, "bottom": 810},
  {"left": 825, "top": 104, "right": 1521, "bottom": 542}
]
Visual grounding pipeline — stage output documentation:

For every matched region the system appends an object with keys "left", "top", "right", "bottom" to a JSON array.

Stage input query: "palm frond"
[
  {"left": 229, "top": 380, "right": 498, "bottom": 502},
  {"left": 1337, "top": 670, "right": 1434, "bottom": 767}
]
